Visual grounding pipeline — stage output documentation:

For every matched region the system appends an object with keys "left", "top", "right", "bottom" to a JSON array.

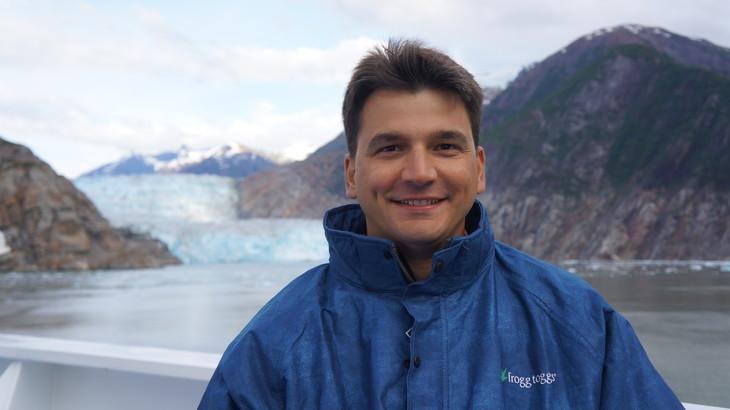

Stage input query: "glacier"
[{"left": 74, "top": 175, "right": 328, "bottom": 264}]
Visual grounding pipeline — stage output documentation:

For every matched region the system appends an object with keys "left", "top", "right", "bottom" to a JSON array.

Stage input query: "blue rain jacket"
[{"left": 199, "top": 201, "right": 682, "bottom": 409}]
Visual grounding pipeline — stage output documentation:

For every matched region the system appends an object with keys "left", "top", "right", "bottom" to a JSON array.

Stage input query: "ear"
[
  {"left": 476, "top": 146, "right": 486, "bottom": 194},
  {"left": 344, "top": 153, "right": 357, "bottom": 199}
]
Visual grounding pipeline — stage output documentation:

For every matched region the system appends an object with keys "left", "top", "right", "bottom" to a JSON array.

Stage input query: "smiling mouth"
[{"left": 393, "top": 198, "right": 446, "bottom": 206}]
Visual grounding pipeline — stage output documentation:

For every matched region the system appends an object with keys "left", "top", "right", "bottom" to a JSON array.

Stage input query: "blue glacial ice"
[{"left": 75, "top": 175, "right": 328, "bottom": 264}]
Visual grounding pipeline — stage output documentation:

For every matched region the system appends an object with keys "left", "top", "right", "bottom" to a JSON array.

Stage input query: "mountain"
[
  {"left": 0, "top": 137, "right": 180, "bottom": 272},
  {"left": 235, "top": 88, "right": 501, "bottom": 219},
  {"left": 237, "top": 133, "right": 353, "bottom": 218},
  {"left": 480, "top": 23, "right": 730, "bottom": 259},
  {"left": 234, "top": 24, "right": 730, "bottom": 260},
  {"left": 81, "top": 143, "right": 277, "bottom": 179}
]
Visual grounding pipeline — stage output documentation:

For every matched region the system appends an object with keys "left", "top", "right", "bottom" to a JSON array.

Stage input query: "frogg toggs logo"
[{"left": 500, "top": 368, "right": 557, "bottom": 389}]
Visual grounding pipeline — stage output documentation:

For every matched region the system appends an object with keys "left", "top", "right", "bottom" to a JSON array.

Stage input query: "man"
[{"left": 199, "top": 40, "right": 682, "bottom": 409}]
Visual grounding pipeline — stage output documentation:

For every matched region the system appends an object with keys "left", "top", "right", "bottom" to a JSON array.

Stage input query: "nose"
[{"left": 401, "top": 148, "right": 437, "bottom": 185}]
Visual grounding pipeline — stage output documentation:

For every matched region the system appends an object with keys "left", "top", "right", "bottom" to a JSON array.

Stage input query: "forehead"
[{"left": 357, "top": 88, "right": 471, "bottom": 144}]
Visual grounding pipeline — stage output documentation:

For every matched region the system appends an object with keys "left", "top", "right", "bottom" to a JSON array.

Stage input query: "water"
[
  {"left": 0, "top": 262, "right": 315, "bottom": 353},
  {"left": 0, "top": 261, "right": 728, "bottom": 407},
  {"left": 575, "top": 262, "right": 730, "bottom": 408}
]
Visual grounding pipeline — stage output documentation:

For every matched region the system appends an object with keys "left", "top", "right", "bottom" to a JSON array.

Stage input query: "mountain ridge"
[
  {"left": 234, "top": 24, "right": 730, "bottom": 260},
  {"left": 0, "top": 137, "right": 180, "bottom": 272},
  {"left": 81, "top": 142, "right": 277, "bottom": 179}
]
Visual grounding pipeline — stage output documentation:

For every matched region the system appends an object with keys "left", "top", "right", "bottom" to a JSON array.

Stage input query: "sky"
[{"left": 2, "top": 0, "right": 729, "bottom": 178}]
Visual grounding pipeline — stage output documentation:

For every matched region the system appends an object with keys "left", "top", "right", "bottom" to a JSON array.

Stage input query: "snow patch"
[
  {"left": 584, "top": 26, "right": 615, "bottom": 40},
  {"left": 156, "top": 143, "right": 261, "bottom": 173},
  {"left": 652, "top": 27, "right": 671, "bottom": 38},
  {"left": 83, "top": 143, "right": 276, "bottom": 177},
  {"left": 584, "top": 24, "right": 674, "bottom": 41},
  {"left": 622, "top": 24, "right": 644, "bottom": 34},
  {"left": 0, "top": 231, "right": 10, "bottom": 256}
]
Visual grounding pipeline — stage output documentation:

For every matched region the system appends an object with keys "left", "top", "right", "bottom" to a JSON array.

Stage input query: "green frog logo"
[{"left": 500, "top": 368, "right": 557, "bottom": 388}]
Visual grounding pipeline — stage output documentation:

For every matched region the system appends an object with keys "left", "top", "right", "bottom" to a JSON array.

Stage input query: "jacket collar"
[{"left": 323, "top": 200, "right": 495, "bottom": 295}]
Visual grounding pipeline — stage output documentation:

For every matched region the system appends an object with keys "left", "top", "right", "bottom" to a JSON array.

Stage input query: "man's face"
[{"left": 345, "top": 88, "right": 486, "bottom": 251}]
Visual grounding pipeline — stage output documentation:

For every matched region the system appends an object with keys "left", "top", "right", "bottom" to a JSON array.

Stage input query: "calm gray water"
[{"left": 0, "top": 261, "right": 728, "bottom": 407}]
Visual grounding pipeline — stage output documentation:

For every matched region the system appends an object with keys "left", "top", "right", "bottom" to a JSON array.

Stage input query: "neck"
[
  {"left": 394, "top": 227, "right": 468, "bottom": 282},
  {"left": 397, "top": 245, "right": 437, "bottom": 282}
]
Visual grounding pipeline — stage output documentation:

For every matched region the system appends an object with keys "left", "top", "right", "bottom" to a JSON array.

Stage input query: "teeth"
[{"left": 399, "top": 199, "right": 440, "bottom": 206}]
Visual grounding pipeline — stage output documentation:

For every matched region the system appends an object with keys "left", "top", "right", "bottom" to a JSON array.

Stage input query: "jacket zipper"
[{"left": 392, "top": 244, "right": 415, "bottom": 283}]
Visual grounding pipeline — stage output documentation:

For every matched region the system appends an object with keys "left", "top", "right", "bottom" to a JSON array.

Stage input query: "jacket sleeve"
[
  {"left": 599, "top": 310, "right": 683, "bottom": 409},
  {"left": 198, "top": 369, "right": 239, "bottom": 410},
  {"left": 198, "top": 330, "right": 286, "bottom": 410}
]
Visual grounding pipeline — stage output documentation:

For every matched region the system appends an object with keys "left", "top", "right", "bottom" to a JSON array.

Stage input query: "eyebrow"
[
  {"left": 365, "top": 129, "right": 472, "bottom": 153},
  {"left": 366, "top": 132, "right": 405, "bottom": 152},
  {"left": 433, "top": 130, "right": 470, "bottom": 145}
]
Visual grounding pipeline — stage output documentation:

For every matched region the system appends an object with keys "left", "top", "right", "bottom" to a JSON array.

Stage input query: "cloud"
[
  {"left": 327, "top": 0, "right": 463, "bottom": 26},
  {"left": 0, "top": 3, "right": 379, "bottom": 85},
  {"left": 3, "top": 0, "right": 728, "bottom": 178},
  {"left": 216, "top": 38, "right": 379, "bottom": 83},
  {"left": 0, "top": 91, "right": 341, "bottom": 163},
  {"left": 324, "top": 0, "right": 730, "bottom": 85},
  {"left": 326, "top": 0, "right": 730, "bottom": 37},
  {"left": 0, "top": 2, "right": 366, "bottom": 175},
  {"left": 131, "top": 7, "right": 380, "bottom": 83}
]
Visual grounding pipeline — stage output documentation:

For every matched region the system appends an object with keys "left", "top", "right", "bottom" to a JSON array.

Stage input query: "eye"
[
  {"left": 435, "top": 143, "right": 458, "bottom": 151},
  {"left": 377, "top": 145, "right": 401, "bottom": 153}
]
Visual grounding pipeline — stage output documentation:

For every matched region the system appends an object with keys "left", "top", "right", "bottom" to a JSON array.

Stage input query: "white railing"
[
  {"left": 0, "top": 334, "right": 217, "bottom": 410},
  {"left": 0, "top": 333, "right": 725, "bottom": 410}
]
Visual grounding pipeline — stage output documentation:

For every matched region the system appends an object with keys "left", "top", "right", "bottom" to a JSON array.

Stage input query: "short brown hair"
[{"left": 342, "top": 39, "right": 483, "bottom": 155}]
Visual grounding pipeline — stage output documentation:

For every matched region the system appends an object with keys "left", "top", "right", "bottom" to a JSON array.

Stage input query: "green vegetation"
[
  {"left": 604, "top": 47, "right": 730, "bottom": 188},
  {"left": 481, "top": 43, "right": 730, "bottom": 193}
]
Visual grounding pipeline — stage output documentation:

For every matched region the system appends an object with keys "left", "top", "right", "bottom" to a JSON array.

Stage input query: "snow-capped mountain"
[{"left": 81, "top": 143, "right": 277, "bottom": 179}]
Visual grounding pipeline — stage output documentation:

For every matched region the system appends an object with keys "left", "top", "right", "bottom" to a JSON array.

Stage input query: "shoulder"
[
  {"left": 217, "top": 263, "right": 330, "bottom": 371},
  {"left": 240, "top": 263, "right": 329, "bottom": 343},
  {"left": 493, "top": 241, "right": 608, "bottom": 309},
  {"left": 493, "top": 241, "right": 614, "bottom": 360}
]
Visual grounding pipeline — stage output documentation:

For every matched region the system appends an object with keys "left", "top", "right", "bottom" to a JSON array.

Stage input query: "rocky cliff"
[
  {"left": 235, "top": 24, "right": 730, "bottom": 260},
  {"left": 0, "top": 137, "right": 180, "bottom": 272},
  {"left": 237, "top": 133, "right": 354, "bottom": 219},
  {"left": 480, "top": 24, "right": 730, "bottom": 260}
]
